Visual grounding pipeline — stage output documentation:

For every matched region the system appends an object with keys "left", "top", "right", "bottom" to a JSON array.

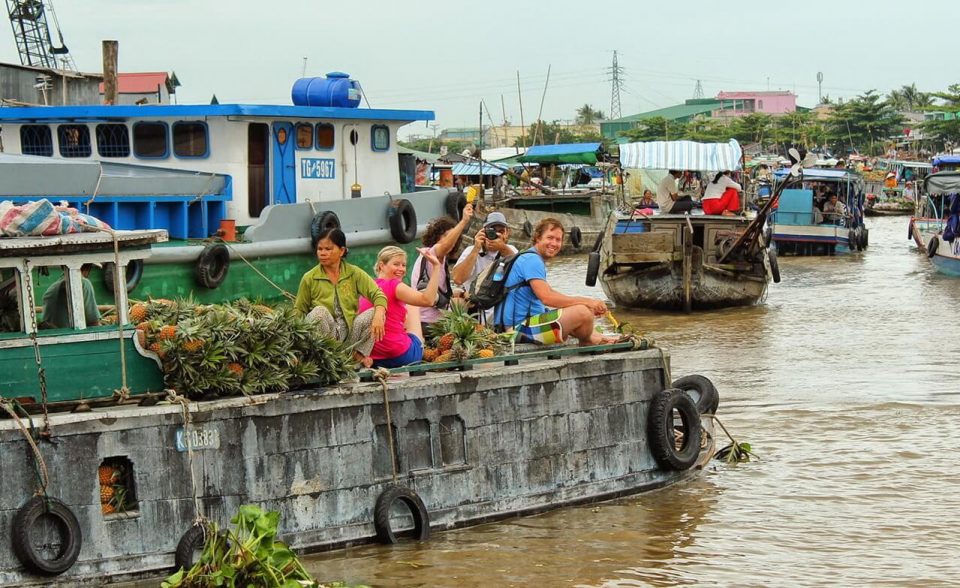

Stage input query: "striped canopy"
[{"left": 619, "top": 139, "right": 742, "bottom": 171}]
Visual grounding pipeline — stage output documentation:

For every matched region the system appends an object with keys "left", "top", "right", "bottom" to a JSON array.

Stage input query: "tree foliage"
[
  {"left": 921, "top": 84, "right": 960, "bottom": 149},
  {"left": 513, "top": 119, "right": 604, "bottom": 147},
  {"left": 575, "top": 104, "right": 605, "bottom": 125},
  {"left": 825, "top": 90, "right": 904, "bottom": 155}
]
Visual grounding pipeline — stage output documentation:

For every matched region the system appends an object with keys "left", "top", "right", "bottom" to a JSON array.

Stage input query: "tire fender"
[
  {"left": 374, "top": 485, "right": 430, "bottom": 544},
  {"left": 907, "top": 219, "right": 914, "bottom": 241},
  {"left": 175, "top": 524, "right": 229, "bottom": 571},
  {"left": 859, "top": 227, "right": 868, "bottom": 250},
  {"left": 103, "top": 259, "right": 144, "bottom": 294},
  {"left": 569, "top": 226, "right": 583, "bottom": 249},
  {"left": 671, "top": 375, "right": 720, "bottom": 415},
  {"left": 195, "top": 243, "right": 230, "bottom": 289},
  {"left": 388, "top": 199, "right": 418, "bottom": 244},
  {"left": 767, "top": 248, "right": 781, "bottom": 284},
  {"left": 445, "top": 192, "right": 467, "bottom": 221},
  {"left": 847, "top": 229, "right": 858, "bottom": 251},
  {"left": 310, "top": 211, "right": 341, "bottom": 249},
  {"left": 927, "top": 236, "right": 939, "bottom": 258},
  {"left": 585, "top": 251, "right": 600, "bottom": 287},
  {"left": 647, "top": 388, "right": 702, "bottom": 471},
  {"left": 523, "top": 220, "right": 533, "bottom": 237},
  {"left": 12, "top": 496, "right": 82, "bottom": 576}
]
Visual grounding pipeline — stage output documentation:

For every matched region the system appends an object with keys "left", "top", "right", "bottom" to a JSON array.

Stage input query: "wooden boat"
[
  {"left": 592, "top": 139, "right": 775, "bottom": 311},
  {"left": 914, "top": 171, "right": 960, "bottom": 275}
]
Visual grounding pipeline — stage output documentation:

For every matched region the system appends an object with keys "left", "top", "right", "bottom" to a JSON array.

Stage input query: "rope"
[
  {"left": 82, "top": 225, "right": 130, "bottom": 397},
  {"left": 221, "top": 240, "right": 296, "bottom": 302},
  {"left": 373, "top": 368, "right": 398, "bottom": 482},
  {"left": 22, "top": 259, "right": 51, "bottom": 437},
  {"left": 0, "top": 398, "right": 49, "bottom": 496},
  {"left": 165, "top": 389, "right": 206, "bottom": 524},
  {"left": 82, "top": 165, "right": 105, "bottom": 211}
]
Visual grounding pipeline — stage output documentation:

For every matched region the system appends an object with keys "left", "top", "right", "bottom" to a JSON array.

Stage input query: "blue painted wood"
[{"left": 272, "top": 122, "right": 296, "bottom": 206}]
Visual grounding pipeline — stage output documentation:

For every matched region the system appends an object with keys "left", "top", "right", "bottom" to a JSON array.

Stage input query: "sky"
[{"left": 4, "top": 0, "right": 957, "bottom": 140}]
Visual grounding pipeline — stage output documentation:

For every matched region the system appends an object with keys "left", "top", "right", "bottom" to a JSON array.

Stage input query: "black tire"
[
  {"left": 174, "top": 524, "right": 207, "bottom": 571},
  {"left": 585, "top": 251, "right": 600, "bottom": 287},
  {"left": 445, "top": 192, "right": 467, "bottom": 221},
  {"left": 195, "top": 243, "right": 230, "bottom": 289},
  {"left": 523, "top": 220, "right": 533, "bottom": 237},
  {"left": 847, "top": 229, "right": 858, "bottom": 252},
  {"left": 102, "top": 259, "right": 144, "bottom": 294},
  {"left": 907, "top": 219, "right": 914, "bottom": 241},
  {"left": 671, "top": 375, "right": 720, "bottom": 415},
  {"left": 592, "top": 225, "right": 605, "bottom": 252},
  {"left": 569, "top": 226, "right": 582, "bottom": 249},
  {"left": 767, "top": 248, "right": 781, "bottom": 284},
  {"left": 373, "top": 486, "right": 430, "bottom": 544},
  {"left": 763, "top": 225, "right": 773, "bottom": 246},
  {"left": 647, "top": 388, "right": 702, "bottom": 471},
  {"left": 11, "top": 496, "right": 82, "bottom": 576},
  {"left": 388, "top": 199, "right": 418, "bottom": 244},
  {"left": 927, "top": 236, "right": 939, "bottom": 258},
  {"left": 310, "top": 211, "right": 341, "bottom": 249},
  {"left": 859, "top": 227, "right": 868, "bottom": 250}
]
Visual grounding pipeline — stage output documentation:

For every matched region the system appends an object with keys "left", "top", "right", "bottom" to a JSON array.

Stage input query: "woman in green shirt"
[{"left": 294, "top": 228, "right": 387, "bottom": 367}]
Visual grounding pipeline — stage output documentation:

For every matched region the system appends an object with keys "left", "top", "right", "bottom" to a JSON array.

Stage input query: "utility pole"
[
  {"left": 817, "top": 72, "right": 824, "bottom": 104},
  {"left": 608, "top": 50, "right": 623, "bottom": 120},
  {"left": 693, "top": 79, "right": 704, "bottom": 100}
]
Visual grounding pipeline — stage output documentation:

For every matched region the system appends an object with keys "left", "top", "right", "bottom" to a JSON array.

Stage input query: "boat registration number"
[
  {"left": 175, "top": 426, "right": 221, "bottom": 452},
  {"left": 301, "top": 158, "right": 336, "bottom": 179}
]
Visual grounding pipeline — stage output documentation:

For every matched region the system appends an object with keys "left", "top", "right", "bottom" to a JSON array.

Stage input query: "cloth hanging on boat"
[{"left": 619, "top": 139, "right": 742, "bottom": 172}]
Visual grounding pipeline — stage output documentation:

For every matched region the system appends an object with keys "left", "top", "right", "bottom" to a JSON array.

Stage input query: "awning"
[
  {"left": 518, "top": 143, "right": 603, "bottom": 165},
  {"left": 924, "top": 172, "right": 960, "bottom": 195},
  {"left": 619, "top": 139, "right": 742, "bottom": 171},
  {"left": 450, "top": 162, "right": 504, "bottom": 176},
  {"left": 773, "top": 168, "right": 860, "bottom": 181},
  {"left": 932, "top": 155, "right": 960, "bottom": 167}
]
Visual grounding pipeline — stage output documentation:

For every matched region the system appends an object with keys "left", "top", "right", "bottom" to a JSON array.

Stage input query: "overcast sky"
[{"left": 5, "top": 0, "right": 957, "bottom": 139}]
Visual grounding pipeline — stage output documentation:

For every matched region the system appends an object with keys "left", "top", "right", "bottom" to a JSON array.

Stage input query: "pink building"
[{"left": 713, "top": 91, "right": 796, "bottom": 117}]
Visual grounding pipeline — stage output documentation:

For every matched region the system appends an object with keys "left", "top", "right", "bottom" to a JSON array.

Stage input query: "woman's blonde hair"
[{"left": 374, "top": 246, "right": 407, "bottom": 274}]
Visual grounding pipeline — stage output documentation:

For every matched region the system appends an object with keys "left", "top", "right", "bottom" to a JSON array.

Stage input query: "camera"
[{"left": 485, "top": 227, "right": 499, "bottom": 241}]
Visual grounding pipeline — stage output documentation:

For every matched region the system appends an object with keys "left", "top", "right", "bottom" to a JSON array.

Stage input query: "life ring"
[
  {"left": 927, "top": 236, "right": 939, "bottom": 258},
  {"left": 388, "top": 199, "right": 417, "bottom": 244},
  {"left": 767, "top": 248, "right": 781, "bottom": 283},
  {"left": 569, "top": 226, "right": 583, "bottom": 249},
  {"left": 12, "top": 496, "right": 82, "bottom": 576},
  {"left": 373, "top": 485, "right": 430, "bottom": 544},
  {"left": 859, "top": 227, "right": 869, "bottom": 250},
  {"left": 310, "top": 211, "right": 341, "bottom": 249},
  {"left": 445, "top": 191, "right": 467, "bottom": 220},
  {"left": 523, "top": 220, "right": 533, "bottom": 237},
  {"left": 102, "top": 259, "right": 144, "bottom": 294},
  {"left": 847, "top": 229, "right": 858, "bottom": 251},
  {"left": 585, "top": 251, "right": 600, "bottom": 287},
  {"left": 671, "top": 375, "right": 720, "bottom": 415},
  {"left": 195, "top": 243, "right": 230, "bottom": 289},
  {"left": 647, "top": 388, "right": 702, "bottom": 471}
]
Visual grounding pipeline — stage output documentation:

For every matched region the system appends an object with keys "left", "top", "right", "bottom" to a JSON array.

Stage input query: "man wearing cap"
[
  {"left": 452, "top": 211, "right": 518, "bottom": 294},
  {"left": 41, "top": 263, "right": 101, "bottom": 328}
]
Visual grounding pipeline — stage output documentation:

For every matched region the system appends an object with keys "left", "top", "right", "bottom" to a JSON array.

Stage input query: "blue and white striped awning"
[
  {"left": 451, "top": 162, "right": 505, "bottom": 176},
  {"left": 619, "top": 139, "right": 742, "bottom": 171}
]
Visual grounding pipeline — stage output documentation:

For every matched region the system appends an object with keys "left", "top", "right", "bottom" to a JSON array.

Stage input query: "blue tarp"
[
  {"left": 933, "top": 155, "right": 960, "bottom": 167},
  {"left": 518, "top": 143, "right": 603, "bottom": 164},
  {"left": 451, "top": 162, "right": 504, "bottom": 176}
]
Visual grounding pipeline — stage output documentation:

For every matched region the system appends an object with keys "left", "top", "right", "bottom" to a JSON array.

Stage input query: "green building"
[{"left": 601, "top": 99, "right": 726, "bottom": 140}]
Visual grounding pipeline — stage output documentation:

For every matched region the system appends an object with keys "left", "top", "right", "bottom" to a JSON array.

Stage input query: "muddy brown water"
[{"left": 303, "top": 216, "right": 960, "bottom": 587}]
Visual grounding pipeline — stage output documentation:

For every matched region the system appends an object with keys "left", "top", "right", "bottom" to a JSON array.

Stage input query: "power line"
[{"left": 608, "top": 50, "right": 624, "bottom": 120}]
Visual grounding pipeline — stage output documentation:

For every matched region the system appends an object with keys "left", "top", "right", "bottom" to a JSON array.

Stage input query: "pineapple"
[
  {"left": 135, "top": 321, "right": 151, "bottom": 332},
  {"left": 158, "top": 325, "right": 178, "bottom": 340},
  {"left": 100, "top": 485, "right": 115, "bottom": 504},
  {"left": 422, "top": 348, "right": 439, "bottom": 362},
  {"left": 98, "top": 465, "right": 118, "bottom": 485},
  {"left": 148, "top": 342, "right": 162, "bottom": 354},
  {"left": 252, "top": 304, "right": 273, "bottom": 315},
  {"left": 227, "top": 362, "right": 244, "bottom": 376},
  {"left": 183, "top": 339, "right": 204, "bottom": 353},
  {"left": 101, "top": 502, "right": 116, "bottom": 515},
  {"left": 434, "top": 350, "right": 455, "bottom": 363},
  {"left": 136, "top": 330, "right": 147, "bottom": 348},
  {"left": 129, "top": 303, "right": 148, "bottom": 323},
  {"left": 476, "top": 348, "right": 496, "bottom": 359},
  {"left": 437, "top": 333, "right": 455, "bottom": 352}
]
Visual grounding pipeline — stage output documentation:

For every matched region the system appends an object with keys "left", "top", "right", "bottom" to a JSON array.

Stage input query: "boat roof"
[
  {"left": 774, "top": 167, "right": 862, "bottom": 181},
  {"left": 924, "top": 171, "right": 960, "bottom": 195},
  {"left": 619, "top": 139, "right": 742, "bottom": 171},
  {"left": 0, "top": 229, "right": 168, "bottom": 258},
  {"left": 0, "top": 103, "right": 434, "bottom": 123},
  {"left": 932, "top": 155, "right": 960, "bottom": 167},
  {"left": 518, "top": 143, "right": 603, "bottom": 165}
]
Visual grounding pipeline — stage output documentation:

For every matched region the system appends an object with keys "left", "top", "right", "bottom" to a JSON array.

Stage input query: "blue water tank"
[{"left": 291, "top": 72, "right": 362, "bottom": 108}]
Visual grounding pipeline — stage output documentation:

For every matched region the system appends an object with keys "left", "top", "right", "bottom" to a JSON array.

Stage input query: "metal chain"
[{"left": 22, "top": 260, "right": 51, "bottom": 437}]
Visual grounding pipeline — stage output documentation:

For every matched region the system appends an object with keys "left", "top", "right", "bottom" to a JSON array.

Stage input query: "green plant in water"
[
  {"left": 716, "top": 441, "right": 756, "bottom": 463},
  {"left": 162, "top": 505, "right": 369, "bottom": 588}
]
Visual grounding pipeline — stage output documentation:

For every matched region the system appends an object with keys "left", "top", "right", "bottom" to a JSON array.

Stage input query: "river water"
[{"left": 305, "top": 216, "right": 960, "bottom": 587}]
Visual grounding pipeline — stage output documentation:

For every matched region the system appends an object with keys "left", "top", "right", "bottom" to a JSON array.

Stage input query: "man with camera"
[{"left": 452, "top": 210, "right": 518, "bottom": 297}]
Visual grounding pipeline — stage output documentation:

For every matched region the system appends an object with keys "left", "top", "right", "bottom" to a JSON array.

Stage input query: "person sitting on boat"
[
  {"left": 294, "top": 228, "right": 387, "bottom": 368},
  {"left": 884, "top": 172, "right": 897, "bottom": 190},
  {"left": 41, "top": 263, "right": 100, "bottom": 329},
  {"left": 701, "top": 171, "right": 743, "bottom": 216},
  {"left": 451, "top": 211, "right": 518, "bottom": 321},
  {"left": 903, "top": 182, "right": 915, "bottom": 201},
  {"left": 493, "top": 218, "right": 617, "bottom": 347},
  {"left": 656, "top": 170, "right": 693, "bottom": 213},
  {"left": 357, "top": 246, "right": 445, "bottom": 368},
  {"left": 821, "top": 193, "right": 847, "bottom": 224},
  {"left": 412, "top": 203, "right": 474, "bottom": 335},
  {"left": 638, "top": 189, "right": 657, "bottom": 208}
]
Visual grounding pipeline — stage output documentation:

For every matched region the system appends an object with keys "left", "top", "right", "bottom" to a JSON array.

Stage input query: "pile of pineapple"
[
  {"left": 423, "top": 303, "right": 505, "bottom": 363},
  {"left": 98, "top": 463, "right": 131, "bottom": 515},
  {"left": 130, "top": 298, "right": 355, "bottom": 399}
]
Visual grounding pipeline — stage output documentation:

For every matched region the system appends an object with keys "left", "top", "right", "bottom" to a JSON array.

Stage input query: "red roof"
[{"left": 99, "top": 72, "right": 170, "bottom": 94}]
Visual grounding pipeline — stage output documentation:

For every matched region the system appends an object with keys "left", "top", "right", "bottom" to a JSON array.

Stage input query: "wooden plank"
[
  {"left": 612, "top": 231, "right": 675, "bottom": 254},
  {"left": 611, "top": 252, "right": 678, "bottom": 264}
]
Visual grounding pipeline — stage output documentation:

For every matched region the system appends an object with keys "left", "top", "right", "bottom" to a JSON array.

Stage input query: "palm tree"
[{"left": 575, "top": 104, "right": 605, "bottom": 125}]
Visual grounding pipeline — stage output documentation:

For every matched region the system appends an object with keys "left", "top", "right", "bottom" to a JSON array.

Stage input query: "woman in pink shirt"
[{"left": 359, "top": 246, "right": 443, "bottom": 368}]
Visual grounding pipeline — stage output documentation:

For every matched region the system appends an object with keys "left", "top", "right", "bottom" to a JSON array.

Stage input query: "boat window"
[
  {"left": 295, "top": 123, "right": 313, "bottom": 149},
  {"left": 371, "top": 124, "right": 389, "bottom": 152},
  {"left": 57, "top": 125, "right": 92, "bottom": 158},
  {"left": 172, "top": 121, "right": 208, "bottom": 158},
  {"left": 316, "top": 123, "right": 334, "bottom": 150},
  {"left": 19, "top": 125, "right": 53, "bottom": 156},
  {"left": 133, "top": 122, "right": 168, "bottom": 158},
  {"left": 95, "top": 124, "right": 131, "bottom": 158}
]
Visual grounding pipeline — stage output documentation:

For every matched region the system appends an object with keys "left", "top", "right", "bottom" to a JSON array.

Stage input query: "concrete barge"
[{"left": 0, "top": 347, "right": 717, "bottom": 586}]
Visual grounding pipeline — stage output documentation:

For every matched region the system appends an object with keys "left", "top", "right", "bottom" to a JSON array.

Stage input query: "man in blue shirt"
[{"left": 495, "top": 218, "right": 616, "bottom": 346}]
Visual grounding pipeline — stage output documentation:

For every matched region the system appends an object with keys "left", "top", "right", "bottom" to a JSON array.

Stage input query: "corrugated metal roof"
[
  {"left": 606, "top": 101, "right": 721, "bottom": 123},
  {"left": 451, "top": 162, "right": 504, "bottom": 176}
]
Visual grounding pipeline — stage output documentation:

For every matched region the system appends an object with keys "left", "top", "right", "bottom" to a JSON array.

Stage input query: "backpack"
[
  {"left": 468, "top": 250, "right": 535, "bottom": 311},
  {"left": 414, "top": 251, "right": 452, "bottom": 310}
]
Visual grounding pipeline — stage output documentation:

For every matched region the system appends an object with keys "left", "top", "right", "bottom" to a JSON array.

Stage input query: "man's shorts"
[{"left": 514, "top": 309, "right": 564, "bottom": 345}]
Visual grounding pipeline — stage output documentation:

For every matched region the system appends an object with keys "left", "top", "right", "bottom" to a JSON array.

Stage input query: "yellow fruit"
[
  {"left": 253, "top": 304, "right": 273, "bottom": 315},
  {"left": 437, "top": 333, "right": 455, "bottom": 352},
  {"left": 136, "top": 321, "right": 151, "bottom": 332},
  {"left": 158, "top": 325, "right": 177, "bottom": 340},
  {"left": 148, "top": 342, "right": 162, "bottom": 354},
  {"left": 101, "top": 502, "right": 116, "bottom": 515},
  {"left": 227, "top": 363, "right": 244, "bottom": 376},
  {"left": 476, "top": 349, "right": 495, "bottom": 359},
  {"left": 435, "top": 351, "right": 454, "bottom": 363},
  {"left": 98, "top": 465, "right": 117, "bottom": 485},
  {"left": 136, "top": 330, "right": 147, "bottom": 348},
  {"left": 100, "top": 485, "right": 114, "bottom": 503},
  {"left": 129, "top": 303, "right": 148, "bottom": 323},
  {"left": 183, "top": 339, "right": 204, "bottom": 353},
  {"left": 422, "top": 348, "right": 439, "bottom": 362}
]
